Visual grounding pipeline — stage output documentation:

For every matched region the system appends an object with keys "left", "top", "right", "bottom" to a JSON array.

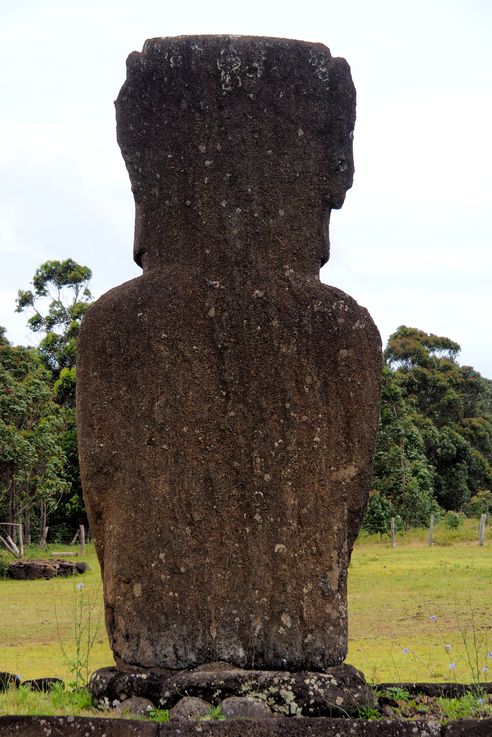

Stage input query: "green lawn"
[
  {"left": 0, "top": 519, "right": 490, "bottom": 685},
  {"left": 0, "top": 545, "right": 111, "bottom": 683},
  {"left": 348, "top": 521, "right": 491, "bottom": 682}
]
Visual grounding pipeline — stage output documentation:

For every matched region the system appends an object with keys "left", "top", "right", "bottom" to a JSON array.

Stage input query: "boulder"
[
  {"left": 0, "top": 673, "right": 19, "bottom": 693},
  {"left": 113, "top": 696, "right": 155, "bottom": 717},
  {"left": 220, "top": 696, "right": 274, "bottom": 720},
  {"left": 170, "top": 696, "right": 212, "bottom": 721}
]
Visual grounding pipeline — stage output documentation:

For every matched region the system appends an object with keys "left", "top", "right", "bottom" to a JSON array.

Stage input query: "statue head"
[{"left": 116, "top": 36, "right": 356, "bottom": 273}]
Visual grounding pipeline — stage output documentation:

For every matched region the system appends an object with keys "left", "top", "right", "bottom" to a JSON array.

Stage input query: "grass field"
[
  {"left": 0, "top": 519, "right": 490, "bottom": 687},
  {"left": 348, "top": 523, "right": 491, "bottom": 683}
]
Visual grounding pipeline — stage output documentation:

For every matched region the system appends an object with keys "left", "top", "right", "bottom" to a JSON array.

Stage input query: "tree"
[
  {"left": 12, "top": 259, "right": 94, "bottom": 538},
  {"left": 16, "top": 259, "right": 92, "bottom": 378},
  {"left": 0, "top": 329, "right": 69, "bottom": 544},
  {"left": 365, "top": 327, "right": 492, "bottom": 530},
  {"left": 369, "top": 365, "right": 439, "bottom": 528},
  {"left": 384, "top": 325, "right": 460, "bottom": 370}
]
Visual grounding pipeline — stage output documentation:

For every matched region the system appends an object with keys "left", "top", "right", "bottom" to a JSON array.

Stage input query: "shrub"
[
  {"left": 463, "top": 490, "right": 492, "bottom": 518},
  {"left": 444, "top": 511, "right": 465, "bottom": 529}
]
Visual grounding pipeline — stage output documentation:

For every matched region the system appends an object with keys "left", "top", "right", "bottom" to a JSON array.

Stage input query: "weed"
[
  {"left": 454, "top": 602, "right": 490, "bottom": 687},
  {"left": 207, "top": 704, "right": 225, "bottom": 720},
  {"left": 55, "top": 580, "right": 102, "bottom": 689},
  {"left": 383, "top": 686, "right": 411, "bottom": 701},
  {"left": 15, "top": 686, "right": 31, "bottom": 707},
  {"left": 437, "top": 693, "right": 492, "bottom": 720},
  {"left": 147, "top": 708, "right": 171, "bottom": 722},
  {"left": 357, "top": 705, "right": 381, "bottom": 719}
]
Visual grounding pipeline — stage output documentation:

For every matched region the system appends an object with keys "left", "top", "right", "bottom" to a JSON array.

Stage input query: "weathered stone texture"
[
  {"left": 170, "top": 696, "right": 212, "bottom": 721},
  {"left": 0, "top": 715, "right": 445, "bottom": 736},
  {"left": 220, "top": 697, "right": 274, "bottom": 720},
  {"left": 0, "top": 716, "right": 158, "bottom": 736},
  {"left": 77, "top": 35, "right": 381, "bottom": 672},
  {"left": 89, "top": 663, "right": 374, "bottom": 717},
  {"left": 442, "top": 720, "right": 492, "bottom": 736}
]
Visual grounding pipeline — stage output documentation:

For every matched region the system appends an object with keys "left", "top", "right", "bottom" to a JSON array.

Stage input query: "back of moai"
[{"left": 77, "top": 36, "right": 381, "bottom": 673}]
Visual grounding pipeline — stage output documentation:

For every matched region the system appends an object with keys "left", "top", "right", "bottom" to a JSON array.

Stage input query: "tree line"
[
  {"left": 1, "top": 260, "right": 491, "bottom": 544},
  {"left": 0, "top": 259, "right": 91, "bottom": 545}
]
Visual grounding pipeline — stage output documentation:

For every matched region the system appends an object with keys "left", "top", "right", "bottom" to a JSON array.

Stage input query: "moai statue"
[{"left": 77, "top": 36, "right": 381, "bottom": 673}]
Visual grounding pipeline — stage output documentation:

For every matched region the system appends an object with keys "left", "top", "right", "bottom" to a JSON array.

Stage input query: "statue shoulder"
[
  {"left": 78, "top": 275, "right": 144, "bottom": 350},
  {"left": 316, "top": 282, "right": 380, "bottom": 338},
  {"left": 311, "top": 283, "right": 382, "bottom": 372}
]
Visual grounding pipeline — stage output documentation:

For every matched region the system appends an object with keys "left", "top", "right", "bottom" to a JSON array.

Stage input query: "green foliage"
[
  {"left": 147, "top": 708, "right": 171, "bottom": 722},
  {"left": 463, "top": 490, "right": 492, "bottom": 518},
  {"left": 0, "top": 555, "right": 9, "bottom": 578},
  {"left": 366, "top": 326, "right": 492, "bottom": 530},
  {"left": 7, "top": 259, "right": 94, "bottom": 537},
  {"left": 357, "top": 705, "right": 381, "bottom": 719},
  {"left": 0, "top": 684, "right": 96, "bottom": 717},
  {"left": 382, "top": 686, "right": 411, "bottom": 700},
  {"left": 437, "top": 693, "right": 491, "bottom": 720},
  {"left": 53, "top": 367, "right": 77, "bottom": 408},
  {"left": 363, "top": 491, "right": 398, "bottom": 536},
  {"left": 207, "top": 704, "right": 225, "bottom": 720},
  {"left": 369, "top": 365, "right": 440, "bottom": 528},
  {"left": 15, "top": 259, "right": 92, "bottom": 378},
  {"left": 384, "top": 325, "right": 460, "bottom": 370},
  {"left": 0, "top": 331, "right": 70, "bottom": 541},
  {"left": 444, "top": 511, "right": 465, "bottom": 530}
]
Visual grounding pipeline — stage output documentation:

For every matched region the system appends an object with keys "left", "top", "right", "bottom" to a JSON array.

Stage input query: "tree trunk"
[
  {"left": 39, "top": 501, "right": 47, "bottom": 547},
  {"left": 7, "top": 484, "right": 15, "bottom": 540},
  {"left": 24, "top": 508, "right": 32, "bottom": 545}
]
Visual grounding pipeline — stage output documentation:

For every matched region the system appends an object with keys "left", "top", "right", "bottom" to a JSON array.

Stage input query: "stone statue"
[{"left": 77, "top": 35, "right": 381, "bottom": 673}]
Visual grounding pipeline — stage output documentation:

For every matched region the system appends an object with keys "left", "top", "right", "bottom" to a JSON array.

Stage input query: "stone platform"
[
  {"left": 89, "top": 663, "right": 374, "bottom": 718},
  {"left": 1, "top": 715, "right": 491, "bottom": 736}
]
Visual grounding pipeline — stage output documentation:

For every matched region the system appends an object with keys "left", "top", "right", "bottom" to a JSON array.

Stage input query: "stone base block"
[
  {"left": 89, "top": 662, "right": 373, "bottom": 717},
  {"left": 5, "top": 715, "right": 492, "bottom": 735}
]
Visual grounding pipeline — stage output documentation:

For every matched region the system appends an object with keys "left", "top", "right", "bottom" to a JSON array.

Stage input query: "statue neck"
[{"left": 134, "top": 202, "right": 330, "bottom": 278}]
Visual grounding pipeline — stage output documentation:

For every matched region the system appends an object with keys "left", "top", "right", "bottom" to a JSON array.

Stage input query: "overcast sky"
[{"left": 1, "top": 0, "right": 491, "bottom": 377}]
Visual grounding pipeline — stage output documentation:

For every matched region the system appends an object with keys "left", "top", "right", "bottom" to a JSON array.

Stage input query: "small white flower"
[
  {"left": 76, "top": 582, "right": 85, "bottom": 590},
  {"left": 402, "top": 648, "right": 409, "bottom": 655},
  {"left": 444, "top": 644, "right": 452, "bottom": 653}
]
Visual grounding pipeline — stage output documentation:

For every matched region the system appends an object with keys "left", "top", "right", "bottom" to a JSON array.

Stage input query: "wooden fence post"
[
  {"left": 79, "top": 524, "right": 86, "bottom": 557},
  {"left": 18, "top": 525, "right": 24, "bottom": 558},
  {"left": 479, "top": 513, "right": 486, "bottom": 546},
  {"left": 390, "top": 517, "right": 396, "bottom": 548},
  {"left": 70, "top": 529, "right": 80, "bottom": 545},
  {"left": 429, "top": 513, "right": 435, "bottom": 547}
]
